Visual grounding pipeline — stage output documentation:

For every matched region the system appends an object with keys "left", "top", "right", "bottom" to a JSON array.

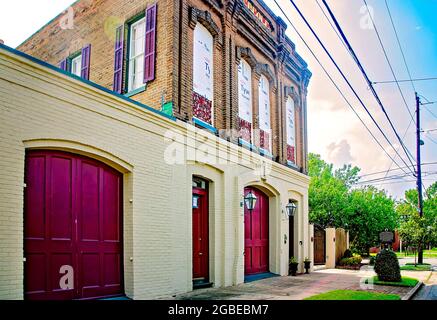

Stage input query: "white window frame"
[
  {"left": 70, "top": 54, "right": 82, "bottom": 77},
  {"left": 128, "top": 17, "right": 146, "bottom": 92}
]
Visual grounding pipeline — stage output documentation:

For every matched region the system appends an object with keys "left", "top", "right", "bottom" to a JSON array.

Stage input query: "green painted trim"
[
  {"left": 259, "top": 148, "right": 273, "bottom": 159},
  {"left": 124, "top": 12, "right": 146, "bottom": 93},
  {"left": 0, "top": 43, "right": 176, "bottom": 121},
  {"left": 193, "top": 117, "right": 218, "bottom": 134},
  {"left": 124, "top": 85, "right": 146, "bottom": 98},
  {"left": 17, "top": 0, "right": 80, "bottom": 49},
  {"left": 66, "top": 50, "right": 82, "bottom": 72},
  {"left": 238, "top": 138, "right": 259, "bottom": 153}
]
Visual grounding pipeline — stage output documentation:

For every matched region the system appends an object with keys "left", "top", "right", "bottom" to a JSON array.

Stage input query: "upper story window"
[
  {"left": 128, "top": 17, "right": 146, "bottom": 92},
  {"left": 192, "top": 23, "right": 214, "bottom": 125},
  {"left": 238, "top": 59, "right": 253, "bottom": 144},
  {"left": 70, "top": 54, "right": 82, "bottom": 77},
  {"left": 115, "top": 4, "right": 157, "bottom": 95},
  {"left": 59, "top": 45, "right": 91, "bottom": 80},
  {"left": 258, "top": 75, "right": 271, "bottom": 152},
  {"left": 286, "top": 96, "right": 296, "bottom": 164}
]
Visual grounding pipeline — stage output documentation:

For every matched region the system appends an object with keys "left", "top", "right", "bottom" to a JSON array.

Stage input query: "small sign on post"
[{"left": 379, "top": 229, "right": 394, "bottom": 249}]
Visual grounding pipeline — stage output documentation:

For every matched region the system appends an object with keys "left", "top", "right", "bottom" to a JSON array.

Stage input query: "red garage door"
[
  {"left": 244, "top": 187, "right": 269, "bottom": 275},
  {"left": 24, "top": 150, "right": 123, "bottom": 300}
]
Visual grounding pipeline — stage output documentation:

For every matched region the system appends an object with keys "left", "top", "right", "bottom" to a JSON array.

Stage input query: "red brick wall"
[{"left": 18, "top": 0, "right": 311, "bottom": 170}]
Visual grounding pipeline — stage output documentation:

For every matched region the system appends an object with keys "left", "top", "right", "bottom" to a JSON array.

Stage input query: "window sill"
[
  {"left": 238, "top": 138, "right": 259, "bottom": 153},
  {"left": 124, "top": 85, "right": 146, "bottom": 98},
  {"left": 287, "top": 160, "right": 300, "bottom": 170},
  {"left": 259, "top": 148, "right": 273, "bottom": 159},
  {"left": 193, "top": 117, "right": 218, "bottom": 135}
]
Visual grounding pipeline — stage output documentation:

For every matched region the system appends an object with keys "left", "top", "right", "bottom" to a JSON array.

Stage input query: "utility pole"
[{"left": 415, "top": 92, "right": 424, "bottom": 264}]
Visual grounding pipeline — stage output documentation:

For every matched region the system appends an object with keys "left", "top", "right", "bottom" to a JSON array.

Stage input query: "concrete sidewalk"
[{"left": 165, "top": 268, "right": 426, "bottom": 300}]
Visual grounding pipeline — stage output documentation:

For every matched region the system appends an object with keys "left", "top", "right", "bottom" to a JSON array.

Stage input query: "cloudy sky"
[{"left": 0, "top": 0, "right": 436, "bottom": 199}]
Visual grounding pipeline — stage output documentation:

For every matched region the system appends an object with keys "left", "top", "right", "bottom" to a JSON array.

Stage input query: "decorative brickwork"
[{"left": 17, "top": 0, "right": 311, "bottom": 170}]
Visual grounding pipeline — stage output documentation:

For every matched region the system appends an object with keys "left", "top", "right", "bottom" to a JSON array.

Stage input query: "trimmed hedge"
[
  {"left": 374, "top": 249, "right": 401, "bottom": 282},
  {"left": 339, "top": 254, "right": 362, "bottom": 266}
]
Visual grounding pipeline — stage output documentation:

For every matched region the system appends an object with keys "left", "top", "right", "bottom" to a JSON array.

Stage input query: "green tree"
[
  {"left": 308, "top": 153, "right": 349, "bottom": 228},
  {"left": 308, "top": 153, "right": 398, "bottom": 255},
  {"left": 345, "top": 187, "right": 398, "bottom": 254},
  {"left": 397, "top": 181, "right": 437, "bottom": 253}
]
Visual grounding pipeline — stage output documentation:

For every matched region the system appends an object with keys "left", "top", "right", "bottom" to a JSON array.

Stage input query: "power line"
[
  {"left": 426, "top": 135, "right": 437, "bottom": 145},
  {"left": 385, "top": 0, "right": 416, "bottom": 93},
  {"left": 359, "top": 162, "right": 437, "bottom": 178},
  {"left": 270, "top": 0, "right": 412, "bottom": 177},
  {"left": 321, "top": 0, "right": 416, "bottom": 172},
  {"left": 270, "top": 0, "right": 411, "bottom": 176},
  {"left": 380, "top": 118, "right": 414, "bottom": 180},
  {"left": 358, "top": 178, "right": 435, "bottom": 187},
  {"left": 286, "top": 0, "right": 415, "bottom": 175},
  {"left": 356, "top": 171, "right": 437, "bottom": 185},
  {"left": 314, "top": 0, "right": 349, "bottom": 53},
  {"left": 372, "top": 77, "right": 437, "bottom": 85},
  {"left": 363, "top": 0, "right": 415, "bottom": 125},
  {"left": 423, "top": 128, "right": 437, "bottom": 133},
  {"left": 424, "top": 106, "right": 437, "bottom": 119}
]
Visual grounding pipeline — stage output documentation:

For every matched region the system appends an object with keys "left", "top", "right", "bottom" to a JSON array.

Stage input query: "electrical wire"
[
  {"left": 358, "top": 162, "right": 437, "bottom": 178},
  {"left": 321, "top": 0, "right": 416, "bottom": 171},
  {"left": 385, "top": 0, "right": 416, "bottom": 93},
  {"left": 363, "top": 0, "right": 415, "bottom": 125},
  {"left": 270, "top": 0, "right": 411, "bottom": 176}
]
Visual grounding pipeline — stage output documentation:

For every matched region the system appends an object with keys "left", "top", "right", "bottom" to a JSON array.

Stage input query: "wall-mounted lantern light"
[
  {"left": 244, "top": 190, "right": 257, "bottom": 212},
  {"left": 285, "top": 199, "right": 297, "bottom": 218}
]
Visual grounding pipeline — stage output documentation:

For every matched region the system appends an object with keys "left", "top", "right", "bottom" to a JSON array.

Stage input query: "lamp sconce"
[
  {"left": 285, "top": 199, "right": 297, "bottom": 218},
  {"left": 244, "top": 190, "right": 257, "bottom": 212}
]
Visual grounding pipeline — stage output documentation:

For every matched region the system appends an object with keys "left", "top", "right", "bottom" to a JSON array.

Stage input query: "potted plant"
[
  {"left": 289, "top": 257, "right": 299, "bottom": 276},
  {"left": 303, "top": 257, "right": 311, "bottom": 274}
]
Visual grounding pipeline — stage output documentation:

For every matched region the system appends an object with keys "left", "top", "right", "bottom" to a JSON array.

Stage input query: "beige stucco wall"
[
  {"left": 325, "top": 228, "right": 336, "bottom": 269},
  {"left": 0, "top": 46, "right": 310, "bottom": 299}
]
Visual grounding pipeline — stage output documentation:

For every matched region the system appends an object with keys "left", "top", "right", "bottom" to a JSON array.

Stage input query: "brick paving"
[{"left": 166, "top": 267, "right": 426, "bottom": 300}]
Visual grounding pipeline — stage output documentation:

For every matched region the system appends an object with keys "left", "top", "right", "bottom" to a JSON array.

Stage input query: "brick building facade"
[
  {"left": 18, "top": 0, "right": 311, "bottom": 172},
  {"left": 0, "top": 0, "right": 313, "bottom": 300}
]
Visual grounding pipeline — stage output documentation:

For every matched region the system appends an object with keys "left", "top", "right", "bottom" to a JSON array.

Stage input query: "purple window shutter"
[
  {"left": 113, "top": 25, "right": 124, "bottom": 93},
  {"left": 81, "top": 44, "right": 91, "bottom": 80},
  {"left": 59, "top": 59, "right": 68, "bottom": 71},
  {"left": 144, "top": 4, "right": 157, "bottom": 82}
]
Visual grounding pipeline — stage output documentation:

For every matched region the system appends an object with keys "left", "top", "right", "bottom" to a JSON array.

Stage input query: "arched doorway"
[
  {"left": 24, "top": 150, "right": 123, "bottom": 300},
  {"left": 244, "top": 187, "right": 269, "bottom": 275},
  {"left": 314, "top": 226, "right": 326, "bottom": 265}
]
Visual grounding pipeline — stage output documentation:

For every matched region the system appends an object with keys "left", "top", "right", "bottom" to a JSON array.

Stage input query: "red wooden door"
[
  {"left": 244, "top": 187, "right": 269, "bottom": 275},
  {"left": 24, "top": 150, "right": 123, "bottom": 300},
  {"left": 192, "top": 187, "right": 209, "bottom": 280}
]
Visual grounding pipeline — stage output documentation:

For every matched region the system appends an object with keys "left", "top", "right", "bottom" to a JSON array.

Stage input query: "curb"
[{"left": 402, "top": 281, "right": 423, "bottom": 300}]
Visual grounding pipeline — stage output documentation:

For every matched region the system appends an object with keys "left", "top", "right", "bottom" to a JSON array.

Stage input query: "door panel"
[
  {"left": 192, "top": 187, "right": 209, "bottom": 280},
  {"left": 24, "top": 150, "right": 123, "bottom": 300},
  {"left": 244, "top": 187, "right": 269, "bottom": 275},
  {"left": 314, "top": 228, "right": 326, "bottom": 264}
]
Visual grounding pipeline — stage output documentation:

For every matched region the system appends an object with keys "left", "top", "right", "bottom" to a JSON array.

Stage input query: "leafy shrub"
[
  {"left": 374, "top": 249, "right": 401, "bottom": 282},
  {"left": 339, "top": 254, "right": 362, "bottom": 266},
  {"left": 343, "top": 249, "right": 353, "bottom": 258},
  {"left": 369, "top": 256, "right": 376, "bottom": 265}
]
